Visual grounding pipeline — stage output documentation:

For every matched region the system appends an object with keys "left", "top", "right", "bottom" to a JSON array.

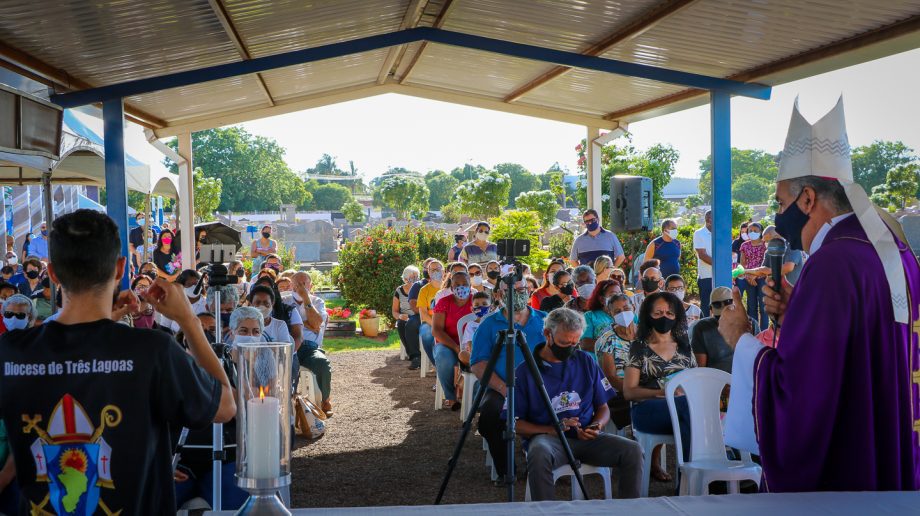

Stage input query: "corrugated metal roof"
[{"left": 0, "top": 0, "right": 916, "bottom": 133}]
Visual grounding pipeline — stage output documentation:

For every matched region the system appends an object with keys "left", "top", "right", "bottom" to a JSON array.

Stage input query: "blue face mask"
[
  {"left": 453, "top": 285, "right": 471, "bottom": 300},
  {"left": 3, "top": 315, "right": 27, "bottom": 331},
  {"left": 473, "top": 306, "right": 490, "bottom": 318},
  {"left": 585, "top": 220, "right": 599, "bottom": 232}
]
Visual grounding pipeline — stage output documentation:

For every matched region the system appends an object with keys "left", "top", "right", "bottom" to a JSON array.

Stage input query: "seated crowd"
[{"left": 394, "top": 211, "right": 777, "bottom": 501}]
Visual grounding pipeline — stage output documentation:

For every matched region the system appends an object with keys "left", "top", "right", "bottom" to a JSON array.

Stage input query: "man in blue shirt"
[
  {"left": 471, "top": 279, "right": 547, "bottom": 480},
  {"left": 569, "top": 209, "right": 625, "bottom": 266},
  {"left": 512, "top": 308, "right": 641, "bottom": 501},
  {"left": 27, "top": 222, "right": 49, "bottom": 261}
]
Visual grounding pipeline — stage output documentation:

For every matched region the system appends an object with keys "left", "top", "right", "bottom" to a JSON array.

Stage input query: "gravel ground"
[{"left": 290, "top": 349, "right": 677, "bottom": 508}]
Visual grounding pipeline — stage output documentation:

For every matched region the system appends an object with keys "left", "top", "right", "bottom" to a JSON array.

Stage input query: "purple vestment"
[{"left": 754, "top": 215, "right": 920, "bottom": 492}]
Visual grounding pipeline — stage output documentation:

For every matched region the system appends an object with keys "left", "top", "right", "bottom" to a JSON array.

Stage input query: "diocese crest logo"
[
  {"left": 22, "top": 394, "right": 122, "bottom": 515},
  {"left": 551, "top": 391, "right": 582, "bottom": 413}
]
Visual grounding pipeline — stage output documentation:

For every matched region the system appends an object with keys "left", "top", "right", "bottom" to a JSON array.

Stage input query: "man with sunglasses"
[
  {"left": 569, "top": 209, "right": 625, "bottom": 267},
  {"left": 689, "top": 287, "right": 757, "bottom": 373}
]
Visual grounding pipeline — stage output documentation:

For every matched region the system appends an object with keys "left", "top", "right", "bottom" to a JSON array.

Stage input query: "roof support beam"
[
  {"left": 206, "top": 0, "right": 275, "bottom": 106},
  {"left": 377, "top": 0, "right": 429, "bottom": 84},
  {"left": 0, "top": 41, "right": 166, "bottom": 128},
  {"left": 398, "top": 0, "right": 456, "bottom": 85},
  {"left": 52, "top": 27, "right": 770, "bottom": 109},
  {"left": 604, "top": 13, "right": 920, "bottom": 121},
  {"left": 504, "top": 0, "right": 698, "bottom": 103}
]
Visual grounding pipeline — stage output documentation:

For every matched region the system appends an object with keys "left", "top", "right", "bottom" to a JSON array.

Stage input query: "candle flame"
[{"left": 259, "top": 385, "right": 265, "bottom": 401}]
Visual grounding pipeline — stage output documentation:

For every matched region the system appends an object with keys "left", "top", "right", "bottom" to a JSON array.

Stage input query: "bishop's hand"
[
  {"left": 763, "top": 278, "right": 792, "bottom": 326},
  {"left": 718, "top": 287, "right": 751, "bottom": 350}
]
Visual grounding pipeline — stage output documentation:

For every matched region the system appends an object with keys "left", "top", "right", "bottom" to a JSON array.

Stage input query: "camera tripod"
[{"left": 435, "top": 261, "right": 588, "bottom": 503}]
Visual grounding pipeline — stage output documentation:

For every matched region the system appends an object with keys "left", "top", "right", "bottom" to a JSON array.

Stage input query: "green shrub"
[
  {"left": 548, "top": 231, "right": 574, "bottom": 260},
  {"left": 614, "top": 225, "right": 701, "bottom": 296},
  {"left": 489, "top": 210, "right": 550, "bottom": 271},
  {"left": 412, "top": 225, "right": 452, "bottom": 261},
  {"left": 306, "top": 268, "right": 335, "bottom": 290},
  {"left": 335, "top": 225, "right": 417, "bottom": 323}
]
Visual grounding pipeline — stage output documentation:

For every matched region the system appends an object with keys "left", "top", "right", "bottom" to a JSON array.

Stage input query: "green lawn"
[{"left": 322, "top": 331, "right": 400, "bottom": 353}]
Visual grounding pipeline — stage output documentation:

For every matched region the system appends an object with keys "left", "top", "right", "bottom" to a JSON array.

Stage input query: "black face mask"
[
  {"left": 650, "top": 315, "right": 677, "bottom": 334},
  {"left": 774, "top": 191, "right": 808, "bottom": 251},
  {"left": 26, "top": 270, "right": 39, "bottom": 280},
  {"left": 641, "top": 278, "right": 660, "bottom": 293},
  {"left": 548, "top": 337, "right": 576, "bottom": 361},
  {"left": 558, "top": 283, "right": 574, "bottom": 296},
  {"left": 203, "top": 330, "right": 216, "bottom": 344},
  {"left": 262, "top": 232, "right": 271, "bottom": 239},
  {"left": 236, "top": 269, "right": 245, "bottom": 278},
  {"left": 487, "top": 270, "right": 500, "bottom": 280}
]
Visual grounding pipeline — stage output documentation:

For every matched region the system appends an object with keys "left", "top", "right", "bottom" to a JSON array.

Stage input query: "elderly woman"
[
  {"left": 565, "top": 265, "right": 596, "bottom": 313},
  {"left": 624, "top": 291, "right": 695, "bottom": 480},
  {"left": 431, "top": 269, "right": 473, "bottom": 410},
  {"left": 459, "top": 221, "right": 498, "bottom": 266},
  {"left": 1, "top": 293, "right": 34, "bottom": 333},
  {"left": 393, "top": 265, "right": 420, "bottom": 358},
  {"left": 228, "top": 306, "right": 264, "bottom": 344}
]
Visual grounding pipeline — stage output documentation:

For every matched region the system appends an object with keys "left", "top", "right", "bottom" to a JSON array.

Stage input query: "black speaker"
[{"left": 609, "top": 175, "right": 653, "bottom": 232}]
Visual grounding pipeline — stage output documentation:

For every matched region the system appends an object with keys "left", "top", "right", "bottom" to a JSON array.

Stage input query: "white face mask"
[
  {"left": 613, "top": 311, "right": 634, "bottom": 328},
  {"left": 184, "top": 285, "right": 199, "bottom": 298},
  {"left": 667, "top": 229, "right": 678, "bottom": 239},
  {"left": 671, "top": 289, "right": 686, "bottom": 301},
  {"left": 475, "top": 231, "right": 488, "bottom": 242},
  {"left": 280, "top": 291, "right": 294, "bottom": 303},
  {"left": 293, "top": 291, "right": 303, "bottom": 303},
  {"left": 741, "top": 233, "right": 750, "bottom": 241},
  {"left": 471, "top": 275, "right": 483, "bottom": 286},
  {"left": 6, "top": 257, "right": 16, "bottom": 265},
  {"left": 233, "top": 334, "right": 263, "bottom": 346},
  {"left": 256, "top": 305, "right": 272, "bottom": 320},
  {"left": 748, "top": 232, "right": 761, "bottom": 241},
  {"left": 576, "top": 283, "right": 595, "bottom": 299}
]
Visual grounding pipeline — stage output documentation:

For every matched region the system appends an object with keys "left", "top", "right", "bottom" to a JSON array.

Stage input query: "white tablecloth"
[{"left": 205, "top": 491, "right": 920, "bottom": 515}]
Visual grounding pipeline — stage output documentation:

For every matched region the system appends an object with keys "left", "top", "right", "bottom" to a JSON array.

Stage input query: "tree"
[
  {"left": 544, "top": 171, "right": 570, "bottom": 208},
  {"left": 306, "top": 153, "right": 342, "bottom": 175},
  {"left": 165, "top": 127, "right": 307, "bottom": 211},
  {"left": 453, "top": 170, "right": 512, "bottom": 220},
  {"left": 732, "top": 201, "right": 753, "bottom": 228},
  {"left": 684, "top": 194, "right": 704, "bottom": 210},
  {"left": 193, "top": 168, "right": 222, "bottom": 222},
  {"left": 449, "top": 163, "right": 488, "bottom": 183},
  {"left": 872, "top": 164, "right": 919, "bottom": 210},
  {"left": 495, "top": 163, "right": 541, "bottom": 207},
  {"left": 424, "top": 171, "right": 459, "bottom": 210},
  {"left": 698, "top": 148, "right": 778, "bottom": 203},
  {"left": 731, "top": 175, "right": 771, "bottom": 204},
  {"left": 488, "top": 210, "right": 550, "bottom": 270},
  {"left": 342, "top": 199, "right": 365, "bottom": 224},
  {"left": 440, "top": 200, "right": 461, "bottom": 224},
  {"left": 373, "top": 174, "right": 429, "bottom": 219},
  {"left": 312, "top": 183, "right": 353, "bottom": 211},
  {"left": 852, "top": 141, "right": 915, "bottom": 194},
  {"left": 515, "top": 190, "right": 558, "bottom": 228}
]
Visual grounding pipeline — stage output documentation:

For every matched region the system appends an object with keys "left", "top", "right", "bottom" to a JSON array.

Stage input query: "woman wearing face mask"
[
  {"left": 250, "top": 225, "right": 278, "bottom": 272},
  {"left": 467, "top": 263, "right": 485, "bottom": 292},
  {"left": 624, "top": 292, "right": 695, "bottom": 480},
  {"left": 580, "top": 279, "right": 623, "bottom": 358},
  {"left": 228, "top": 260, "right": 249, "bottom": 302},
  {"left": 539, "top": 270, "right": 574, "bottom": 313},
  {"left": 16, "top": 258, "right": 43, "bottom": 297},
  {"left": 207, "top": 285, "right": 240, "bottom": 342},
  {"left": 0, "top": 293, "right": 35, "bottom": 334},
  {"left": 458, "top": 222, "right": 498, "bottom": 266},
  {"left": 153, "top": 229, "right": 180, "bottom": 281},
  {"left": 128, "top": 275, "right": 166, "bottom": 331},
  {"left": 595, "top": 294, "right": 637, "bottom": 430},
  {"left": 564, "top": 265, "right": 596, "bottom": 313},
  {"left": 664, "top": 274, "right": 702, "bottom": 326},
  {"left": 644, "top": 219, "right": 681, "bottom": 278},
  {"left": 229, "top": 306, "right": 265, "bottom": 345},
  {"left": 738, "top": 221, "right": 768, "bottom": 330},
  {"left": 530, "top": 259, "right": 565, "bottom": 309},
  {"left": 431, "top": 270, "right": 473, "bottom": 410},
  {"left": 138, "top": 261, "right": 159, "bottom": 280},
  {"left": 482, "top": 260, "right": 501, "bottom": 291},
  {"left": 393, "top": 266, "right": 420, "bottom": 359}
]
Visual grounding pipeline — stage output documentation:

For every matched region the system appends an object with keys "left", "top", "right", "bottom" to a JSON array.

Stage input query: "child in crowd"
[{"left": 458, "top": 291, "right": 491, "bottom": 367}]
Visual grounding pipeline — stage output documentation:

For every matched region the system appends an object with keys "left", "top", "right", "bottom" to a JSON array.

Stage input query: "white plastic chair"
[
  {"left": 634, "top": 429, "right": 673, "bottom": 497},
  {"left": 456, "top": 314, "right": 478, "bottom": 421},
  {"left": 300, "top": 369, "right": 322, "bottom": 407},
  {"left": 419, "top": 335, "right": 430, "bottom": 378},
  {"left": 483, "top": 438, "right": 498, "bottom": 481},
  {"left": 399, "top": 342, "right": 409, "bottom": 360},
  {"left": 665, "top": 368, "right": 762, "bottom": 496},
  {"left": 523, "top": 458, "right": 612, "bottom": 501}
]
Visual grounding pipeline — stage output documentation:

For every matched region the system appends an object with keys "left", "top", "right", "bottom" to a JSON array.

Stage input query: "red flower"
[{"left": 377, "top": 259, "right": 383, "bottom": 264}]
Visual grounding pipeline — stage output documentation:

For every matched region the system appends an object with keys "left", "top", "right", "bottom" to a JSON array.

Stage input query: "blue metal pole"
[
  {"left": 103, "top": 98, "right": 131, "bottom": 290},
  {"left": 710, "top": 91, "right": 732, "bottom": 288}
]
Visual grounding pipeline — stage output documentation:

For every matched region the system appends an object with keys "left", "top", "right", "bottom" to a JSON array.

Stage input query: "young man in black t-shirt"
[{"left": 0, "top": 209, "right": 235, "bottom": 515}]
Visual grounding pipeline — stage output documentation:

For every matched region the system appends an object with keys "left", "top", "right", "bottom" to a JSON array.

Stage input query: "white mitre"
[{"left": 777, "top": 96, "right": 909, "bottom": 323}]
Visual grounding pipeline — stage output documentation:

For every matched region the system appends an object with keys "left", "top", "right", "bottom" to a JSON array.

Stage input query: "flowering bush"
[
  {"left": 336, "top": 225, "right": 418, "bottom": 323},
  {"left": 326, "top": 307, "right": 353, "bottom": 320},
  {"left": 358, "top": 308, "right": 378, "bottom": 320}
]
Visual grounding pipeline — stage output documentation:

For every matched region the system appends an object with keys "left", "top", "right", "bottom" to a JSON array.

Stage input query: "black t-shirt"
[
  {"left": 153, "top": 249, "right": 178, "bottom": 276},
  {"left": 128, "top": 226, "right": 144, "bottom": 250},
  {"left": 0, "top": 319, "right": 221, "bottom": 514}
]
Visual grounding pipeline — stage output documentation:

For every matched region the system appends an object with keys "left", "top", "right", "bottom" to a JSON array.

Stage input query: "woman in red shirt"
[
  {"left": 530, "top": 259, "right": 566, "bottom": 310},
  {"left": 432, "top": 269, "right": 473, "bottom": 410}
]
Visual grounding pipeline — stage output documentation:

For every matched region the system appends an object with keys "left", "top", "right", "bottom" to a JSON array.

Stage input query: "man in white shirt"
[{"left": 693, "top": 210, "right": 713, "bottom": 317}]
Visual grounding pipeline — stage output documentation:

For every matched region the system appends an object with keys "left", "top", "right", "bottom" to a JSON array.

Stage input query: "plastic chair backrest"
[
  {"left": 456, "top": 313, "right": 477, "bottom": 343},
  {"left": 665, "top": 368, "right": 731, "bottom": 465}
]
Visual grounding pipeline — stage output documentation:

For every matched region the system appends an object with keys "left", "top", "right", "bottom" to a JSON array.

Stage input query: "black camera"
[{"left": 496, "top": 238, "right": 530, "bottom": 258}]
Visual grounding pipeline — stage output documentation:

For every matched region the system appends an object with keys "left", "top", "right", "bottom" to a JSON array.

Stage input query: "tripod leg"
[
  {"left": 435, "top": 333, "right": 506, "bottom": 505},
  {"left": 517, "top": 340, "right": 590, "bottom": 500}
]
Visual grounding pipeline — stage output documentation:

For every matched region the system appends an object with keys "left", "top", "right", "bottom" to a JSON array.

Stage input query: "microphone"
[{"left": 766, "top": 238, "right": 786, "bottom": 329}]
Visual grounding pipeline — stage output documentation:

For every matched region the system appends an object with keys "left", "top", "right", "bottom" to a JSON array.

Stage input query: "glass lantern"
[{"left": 235, "top": 340, "right": 293, "bottom": 514}]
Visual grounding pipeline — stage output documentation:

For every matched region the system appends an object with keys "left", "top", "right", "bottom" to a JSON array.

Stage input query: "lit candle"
[{"left": 246, "top": 385, "right": 281, "bottom": 479}]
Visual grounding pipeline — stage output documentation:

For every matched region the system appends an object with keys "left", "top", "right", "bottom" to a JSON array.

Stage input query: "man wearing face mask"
[
  {"left": 690, "top": 287, "right": 757, "bottom": 373},
  {"left": 412, "top": 259, "right": 443, "bottom": 368},
  {"left": 570, "top": 209, "right": 625, "bottom": 267},
  {"left": 471, "top": 279, "right": 548, "bottom": 481},
  {"left": 129, "top": 213, "right": 147, "bottom": 273},
  {"left": 718, "top": 98, "right": 920, "bottom": 493},
  {"left": 458, "top": 222, "right": 498, "bottom": 266},
  {"left": 630, "top": 266, "right": 663, "bottom": 313},
  {"left": 644, "top": 219, "right": 681, "bottom": 278},
  {"left": 28, "top": 222, "right": 49, "bottom": 261},
  {"left": 512, "top": 308, "right": 641, "bottom": 500}
]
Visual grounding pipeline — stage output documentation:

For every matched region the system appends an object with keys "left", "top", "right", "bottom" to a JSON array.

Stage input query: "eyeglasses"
[
  {"left": 3, "top": 311, "right": 26, "bottom": 320},
  {"left": 711, "top": 299, "right": 733, "bottom": 309},
  {"left": 470, "top": 271, "right": 482, "bottom": 276},
  {"left": 583, "top": 218, "right": 598, "bottom": 224},
  {"left": 665, "top": 286, "right": 685, "bottom": 292}
]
